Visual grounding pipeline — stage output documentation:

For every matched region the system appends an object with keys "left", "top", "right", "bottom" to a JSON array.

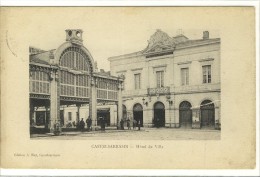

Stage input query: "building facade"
[
  {"left": 29, "top": 29, "right": 124, "bottom": 133},
  {"left": 109, "top": 30, "right": 221, "bottom": 129}
]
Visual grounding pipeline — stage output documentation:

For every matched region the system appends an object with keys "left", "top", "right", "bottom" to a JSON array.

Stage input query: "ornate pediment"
[
  {"left": 144, "top": 29, "right": 175, "bottom": 53},
  {"left": 146, "top": 44, "right": 173, "bottom": 53}
]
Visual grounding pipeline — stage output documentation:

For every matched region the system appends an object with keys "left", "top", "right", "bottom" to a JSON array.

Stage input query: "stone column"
[
  {"left": 168, "top": 104, "right": 172, "bottom": 128},
  {"left": 76, "top": 104, "right": 81, "bottom": 122},
  {"left": 143, "top": 106, "right": 149, "bottom": 127},
  {"left": 173, "top": 108, "right": 179, "bottom": 128},
  {"left": 89, "top": 76, "right": 97, "bottom": 127},
  {"left": 117, "top": 82, "right": 123, "bottom": 129},
  {"left": 215, "top": 106, "right": 220, "bottom": 130},
  {"left": 49, "top": 70, "right": 61, "bottom": 134},
  {"left": 147, "top": 107, "right": 153, "bottom": 128},
  {"left": 29, "top": 100, "right": 34, "bottom": 126},
  {"left": 45, "top": 106, "right": 49, "bottom": 129}
]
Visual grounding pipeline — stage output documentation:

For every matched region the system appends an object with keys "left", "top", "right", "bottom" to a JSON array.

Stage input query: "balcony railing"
[
  {"left": 122, "top": 83, "right": 220, "bottom": 97},
  {"left": 147, "top": 87, "right": 170, "bottom": 96}
]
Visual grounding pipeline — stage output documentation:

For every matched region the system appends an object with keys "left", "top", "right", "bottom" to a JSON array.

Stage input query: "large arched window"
[
  {"left": 59, "top": 47, "right": 91, "bottom": 97},
  {"left": 60, "top": 47, "right": 90, "bottom": 72}
]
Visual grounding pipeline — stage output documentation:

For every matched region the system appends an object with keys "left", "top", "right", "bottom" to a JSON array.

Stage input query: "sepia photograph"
[
  {"left": 0, "top": 6, "right": 257, "bottom": 171},
  {"left": 29, "top": 28, "right": 221, "bottom": 140}
]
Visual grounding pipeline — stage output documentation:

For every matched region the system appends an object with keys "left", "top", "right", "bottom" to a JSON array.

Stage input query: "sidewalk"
[{"left": 30, "top": 127, "right": 220, "bottom": 138}]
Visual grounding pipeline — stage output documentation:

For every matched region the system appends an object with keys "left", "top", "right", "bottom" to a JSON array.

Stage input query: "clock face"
[
  {"left": 68, "top": 30, "right": 72, "bottom": 37},
  {"left": 76, "top": 31, "right": 81, "bottom": 37}
]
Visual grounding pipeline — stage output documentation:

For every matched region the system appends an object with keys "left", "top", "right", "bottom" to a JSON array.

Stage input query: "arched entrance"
[
  {"left": 179, "top": 101, "right": 192, "bottom": 128},
  {"left": 200, "top": 100, "right": 215, "bottom": 128},
  {"left": 133, "top": 103, "right": 143, "bottom": 127},
  {"left": 154, "top": 102, "right": 165, "bottom": 127}
]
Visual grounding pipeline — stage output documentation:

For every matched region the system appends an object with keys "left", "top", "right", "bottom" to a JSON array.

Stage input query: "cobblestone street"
[{"left": 31, "top": 128, "right": 220, "bottom": 140}]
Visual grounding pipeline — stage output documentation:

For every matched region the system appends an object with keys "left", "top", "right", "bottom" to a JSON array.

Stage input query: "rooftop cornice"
[
  {"left": 92, "top": 72, "right": 123, "bottom": 81},
  {"left": 29, "top": 62, "right": 59, "bottom": 69},
  {"left": 108, "top": 38, "right": 220, "bottom": 61}
]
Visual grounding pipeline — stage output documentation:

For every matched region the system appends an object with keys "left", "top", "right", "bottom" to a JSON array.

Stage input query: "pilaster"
[
  {"left": 49, "top": 70, "right": 61, "bottom": 134},
  {"left": 117, "top": 82, "right": 123, "bottom": 129},
  {"left": 89, "top": 76, "right": 97, "bottom": 126}
]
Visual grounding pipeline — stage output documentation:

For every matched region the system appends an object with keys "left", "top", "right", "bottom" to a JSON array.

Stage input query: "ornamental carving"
[{"left": 144, "top": 29, "right": 175, "bottom": 53}]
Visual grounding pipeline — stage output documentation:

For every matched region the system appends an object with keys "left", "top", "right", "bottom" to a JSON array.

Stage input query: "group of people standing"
[
  {"left": 78, "top": 116, "right": 141, "bottom": 132},
  {"left": 120, "top": 118, "right": 141, "bottom": 130},
  {"left": 79, "top": 116, "right": 92, "bottom": 132}
]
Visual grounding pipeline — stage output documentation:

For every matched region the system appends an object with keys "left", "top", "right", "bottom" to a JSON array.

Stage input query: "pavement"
[{"left": 30, "top": 127, "right": 221, "bottom": 140}]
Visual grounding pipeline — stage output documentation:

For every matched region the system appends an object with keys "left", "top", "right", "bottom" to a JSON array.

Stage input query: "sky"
[{"left": 22, "top": 7, "right": 220, "bottom": 71}]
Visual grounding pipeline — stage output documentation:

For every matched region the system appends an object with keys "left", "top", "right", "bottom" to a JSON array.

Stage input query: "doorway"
[
  {"left": 179, "top": 101, "right": 192, "bottom": 128},
  {"left": 153, "top": 102, "right": 165, "bottom": 127},
  {"left": 133, "top": 103, "right": 143, "bottom": 127},
  {"left": 200, "top": 100, "right": 215, "bottom": 129}
]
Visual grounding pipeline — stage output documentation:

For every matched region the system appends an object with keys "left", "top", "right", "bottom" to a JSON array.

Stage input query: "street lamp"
[
  {"left": 142, "top": 97, "right": 148, "bottom": 106},
  {"left": 166, "top": 95, "right": 173, "bottom": 106}
]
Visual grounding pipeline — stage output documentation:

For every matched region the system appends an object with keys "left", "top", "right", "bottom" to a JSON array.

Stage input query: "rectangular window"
[
  {"left": 68, "top": 112, "right": 72, "bottom": 121},
  {"left": 202, "top": 65, "right": 211, "bottom": 83},
  {"left": 156, "top": 71, "right": 164, "bottom": 88},
  {"left": 134, "top": 73, "right": 141, "bottom": 89},
  {"left": 181, "top": 68, "right": 189, "bottom": 85}
]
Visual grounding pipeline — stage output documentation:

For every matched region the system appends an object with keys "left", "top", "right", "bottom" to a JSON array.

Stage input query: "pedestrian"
[
  {"left": 76, "top": 120, "right": 79, "bottom": 129},
  {"left": 156, "top": 118, "right": 160, "bottom": 128},
  {"left": 100, "top": 117, "right": 105, "bottom": 131},
  {"left": 86, "top": 116, "right": 92, "bottom": 131},
  {"left": 133, "top": 119, "right": 137, "bottom": 130},
  {"left": 120, "top": 119, "right": 124, "bottom": 130},
  {"left": 127, "top": 118, "right": 131, "bottom": 130},
  {"left": 138, "top": 120, "right": 141, "bottom": 131},
  {"left": 99, "top": 117, "right": 103, "bottom": 131},
  {"left": 103, "top": 117, "right": 106, "bottom": 131},
  {"left": 79, "top": 118, "right": 85, "bottom": 132}
]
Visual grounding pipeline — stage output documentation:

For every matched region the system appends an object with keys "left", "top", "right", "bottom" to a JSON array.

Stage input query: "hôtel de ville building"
[{"left": 109, "top": 29, "right": 221, "bottom": 129}]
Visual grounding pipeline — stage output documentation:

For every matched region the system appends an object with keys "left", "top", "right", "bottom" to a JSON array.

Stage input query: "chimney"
[{"left": 203, "top": 31, "right": 209, "bottom": 40}]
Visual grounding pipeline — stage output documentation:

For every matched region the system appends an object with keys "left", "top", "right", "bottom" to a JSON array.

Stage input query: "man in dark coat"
[
  {"left": 138, "top": 120, "right": 141, "bottom": 131},
  {"left": 120, "top": 119, "right": 124, "bottom": 130},
  {"left": 133, "top": 119, "right": 137, "bottom": 130},
  {"left": 86, "top": 116, "right": 92, "bottom": 131},
  {"left": 126, "top": 118, "right": 131, "bottom": 130},
  {"left": 79, "top": 118, "right": 85, "bottom": 132},
  {"left": 100, "top": 117, "right": 105, "bottom": 131}
]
